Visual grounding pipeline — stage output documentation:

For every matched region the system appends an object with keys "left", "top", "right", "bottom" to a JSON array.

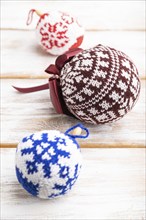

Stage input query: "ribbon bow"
[{"left": 13, "top": 48, "right": 83, "bottom": 115}]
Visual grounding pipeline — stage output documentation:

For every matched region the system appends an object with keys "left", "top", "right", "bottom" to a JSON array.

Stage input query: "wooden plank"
[
  {"left": 1, "top": 30, "right": 145, "bottom": 79},
  {"left": 1, "top": 1, "right": 145, "bottom": 31},
  {"left": 1, "top": 79, "right": 145, "bottom": 148},
  {"left": 1, "top": 148, "right": 145, "bottom": 220}
]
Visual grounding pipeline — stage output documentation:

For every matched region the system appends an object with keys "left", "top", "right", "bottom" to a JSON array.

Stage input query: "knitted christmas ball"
[
  {"left": 59, "top": 44, "right": 141, "bottom": 124},
  {"left": 15, "top": 124, "right": 89, "bottom": 199},
  {"left": 27, "top": 9, "right": 84, "bottom": 55},
  {"left": 13, "top": 44, "right": 141, "bottom": 125}
]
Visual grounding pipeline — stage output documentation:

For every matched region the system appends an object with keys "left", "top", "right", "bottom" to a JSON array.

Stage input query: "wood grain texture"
[
  {"left": 1, "top": 2, "right": 145, "bottom": 220},
  {"left": 1, "top": 30, "right": 145, "bottom": 79},
  {"left": 1, "top": 148, "right": 145, "bottom": 220},
  {"left": 1, "top": 0, "right": 145, "bottom": 31},
  {"left": 1, "top": 79, "right": 145, "bottom": 148}
]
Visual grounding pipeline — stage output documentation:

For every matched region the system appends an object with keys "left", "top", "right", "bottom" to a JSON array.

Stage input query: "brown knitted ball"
[{"left": 60, "top": 44, "right": 141, "bottom": 124}]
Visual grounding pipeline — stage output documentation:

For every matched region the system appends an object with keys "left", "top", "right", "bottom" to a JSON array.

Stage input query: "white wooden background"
[
  {"left": 1, "top": 1, "right": 146, "bottom": 220},
  {"left": 1, "top": 148, "right": 145, "bottom": 220},
  {"left": 1, "top": 1, "right": 145, "bottom": 31}
]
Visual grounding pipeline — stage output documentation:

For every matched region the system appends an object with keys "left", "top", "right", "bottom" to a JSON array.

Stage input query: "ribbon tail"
[{"left": 12, "top": 83, "right": 49, "bottom": 93}]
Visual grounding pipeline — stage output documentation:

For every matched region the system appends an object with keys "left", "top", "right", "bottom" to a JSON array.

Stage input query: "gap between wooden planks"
[
  {"left": 1, "top": 79, "right": 145, "bottom": 149},
  {"left": 1, "top": 30, "right": 145, "bottom": 79},
  {"left": 0, "top": 143, "right": 145, "bottom": 149}
]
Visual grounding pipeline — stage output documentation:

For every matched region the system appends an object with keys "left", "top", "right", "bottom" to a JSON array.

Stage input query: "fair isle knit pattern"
[
  {"left": 60, "top": 44, "right": 140, "bottom": 124},
  {"left": 15, "top": 129, "right": 82, "bottom": 199}
]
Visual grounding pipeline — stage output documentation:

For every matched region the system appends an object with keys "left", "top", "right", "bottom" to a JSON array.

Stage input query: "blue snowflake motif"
[
  {"left": 16, "top": 130, "right": 82, "bottom": 199},
  {"left": 15, "top": 124, "right": 89, "bottom": 199}
]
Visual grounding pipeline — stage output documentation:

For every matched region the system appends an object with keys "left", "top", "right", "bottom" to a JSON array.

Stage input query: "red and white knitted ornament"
[
  {"left": 27, "top": 9, "right": 84, "bottom": 55},
  {"left": 14, "top": 45, "right": 141, "bottom": 125}
]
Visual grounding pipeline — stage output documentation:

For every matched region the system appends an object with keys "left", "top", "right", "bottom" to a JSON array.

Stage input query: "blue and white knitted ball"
[{"left": 15, "top": 124, "right": 89, "bottom": 199}]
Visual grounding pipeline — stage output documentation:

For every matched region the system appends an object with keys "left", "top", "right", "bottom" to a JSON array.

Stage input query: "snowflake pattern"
[
  {"left": 36, "top": 11, "right": 84, "bottom": 55},
  {"left": 40, "top": 22, "right": 69, "bottom": 49},
  {"left": 60, "top": 44, "right": 140, "bottom": 124},
  {"left": 15, "top": 130, "right": 82, "bottom": 199},
  {"left": 110, "top": 91, "right": 120, "bottom": 102},
  {"left": 100, "top": 101, "right": 110, "bottom": 110},
  {"left": 117, "top": 80, "right": 128, "bottom": 92},
  {"left": 97, "top": 70, "right": 107, "bottom": 78},
  {"left": 88, "top": 107, "right": 99, "bottom": 115},
  {"left": 96, "top": 113, "right": 107, "bottom": 122}
]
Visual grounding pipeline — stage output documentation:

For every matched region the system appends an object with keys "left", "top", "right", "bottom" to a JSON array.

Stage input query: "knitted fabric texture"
[
  {"left": 36, "top": 11, "right": 84, "bottom": 55},
  {"left": 15, "top": 124, "right": 89, "bottom": 199},
  {"left": 60, "top": 44, "right": 141, "bottom": 124}
]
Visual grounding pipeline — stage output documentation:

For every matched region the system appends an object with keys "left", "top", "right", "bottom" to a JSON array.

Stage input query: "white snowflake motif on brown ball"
[
  {"left": 109, "top": 91, "right": 120, "bottom": 102},
  {"left": 100, "top": 101, "right": 110, "bottom": 110},
  {"left": 60, "top": 44, "right": 140, "bottom": 124}
]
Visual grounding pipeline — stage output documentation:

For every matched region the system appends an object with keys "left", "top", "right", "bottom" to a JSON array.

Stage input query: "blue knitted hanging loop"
[{"left": 65, "top": 123, "right": 89, "bottom": 139}]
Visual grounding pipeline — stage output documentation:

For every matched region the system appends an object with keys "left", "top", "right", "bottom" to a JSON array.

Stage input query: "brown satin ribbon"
[{"left": 13, "top": 48, "right": 83, "bottom": 115}]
